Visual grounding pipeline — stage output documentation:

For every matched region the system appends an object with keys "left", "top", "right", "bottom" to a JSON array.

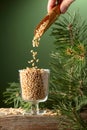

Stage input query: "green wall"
[{"left": 0, "top": 0, "right": 86, "bottom": 107}]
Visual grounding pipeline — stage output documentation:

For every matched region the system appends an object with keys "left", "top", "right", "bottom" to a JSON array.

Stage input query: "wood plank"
[{"left": 0, "top": 108, "right": 59, "bottom": 130}]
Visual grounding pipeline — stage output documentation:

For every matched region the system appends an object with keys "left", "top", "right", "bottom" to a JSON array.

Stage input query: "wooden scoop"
[{"left": 34, "top": 2, "right": 62, "bottom": 39}]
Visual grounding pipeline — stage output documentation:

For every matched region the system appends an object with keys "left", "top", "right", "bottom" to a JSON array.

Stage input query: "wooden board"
[
  {"left": 0, "top": 108, "right": 59, "bottom": 130},
  {"left": 0, "top": 108, "right": 86, "bottom": 130},
  {"left": 0, "top": 115, "right": 59, "bottom": 130}
]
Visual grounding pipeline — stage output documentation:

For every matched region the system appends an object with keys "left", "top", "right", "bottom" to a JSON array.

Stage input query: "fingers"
[
  {"left": 60, "top": 0, "right": 74, "bottom": 13},
  {"left": 47, "top": 0, "right": 57, "bottom": 13},
  {"left": 47, "top": 0, "right": 74, "bottom": 13}
]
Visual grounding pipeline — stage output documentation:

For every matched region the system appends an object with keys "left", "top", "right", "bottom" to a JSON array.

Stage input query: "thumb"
[{"left": 60, "top": 0, "right": 74, "bottom": 13}]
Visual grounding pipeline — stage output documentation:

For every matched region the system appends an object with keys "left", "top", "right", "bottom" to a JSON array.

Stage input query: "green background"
[{"left": 0, "top": 0, "right": 86, "bottom": 107}]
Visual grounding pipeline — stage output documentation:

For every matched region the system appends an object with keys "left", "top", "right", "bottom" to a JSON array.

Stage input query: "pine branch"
[
  {"left": 49, "top": 11, "right": 87, "bottom": 129},
  {"left": 3, "top": 82, "right": 31, "bottom": 110}
]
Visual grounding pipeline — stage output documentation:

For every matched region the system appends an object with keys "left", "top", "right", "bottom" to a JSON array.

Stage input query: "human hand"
[{"left": 47, "top": 0, "right": 75, "bottom": 13}]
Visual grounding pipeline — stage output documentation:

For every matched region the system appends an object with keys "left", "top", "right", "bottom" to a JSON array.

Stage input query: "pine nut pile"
[
  {"left": 0, "top": 108, "right": 24, "bottom": 116},
  {"left": 0, "top": 108, "right": 58, "bottom": 116},
  {"left": 19, "top": 68, "right": 49, "bottom": 101}
]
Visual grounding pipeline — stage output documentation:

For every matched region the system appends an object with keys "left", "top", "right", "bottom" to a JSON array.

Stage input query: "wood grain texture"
[
  {"left": 0, "top": 108, "right": 86, "bottom": 130},
  {"left": 0, "top": 115, "right": 59, "bottom": 130}
]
